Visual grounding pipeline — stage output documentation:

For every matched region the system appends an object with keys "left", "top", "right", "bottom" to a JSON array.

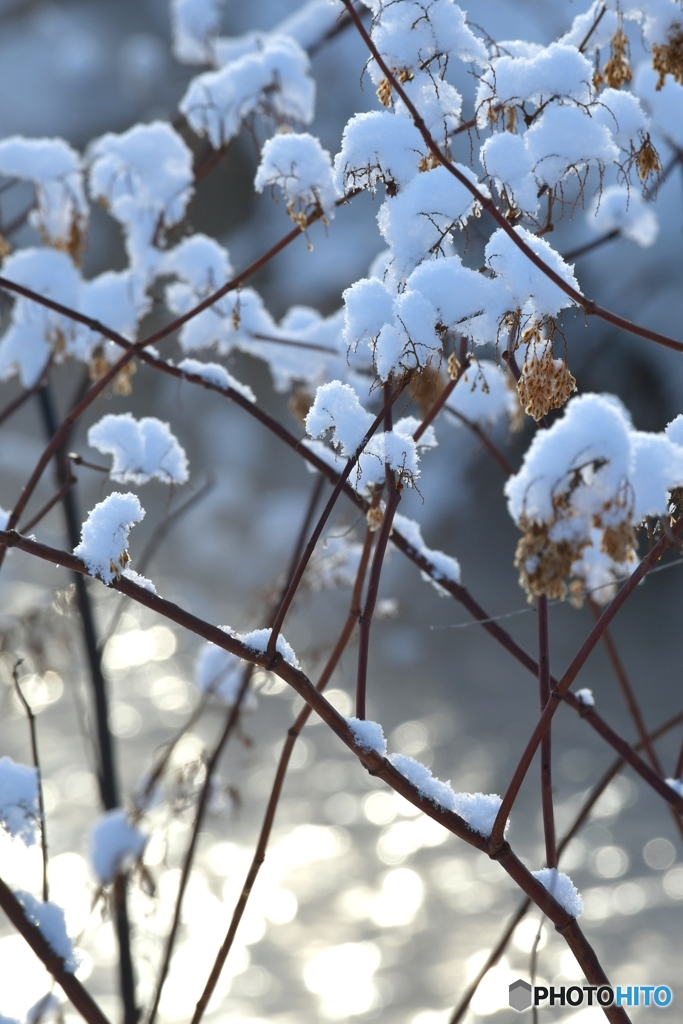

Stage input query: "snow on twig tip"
[{"left": 73, "top": 492, "right": 145, "bottom": 585}]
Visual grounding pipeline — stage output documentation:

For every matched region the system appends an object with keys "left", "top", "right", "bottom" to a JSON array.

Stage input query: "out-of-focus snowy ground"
[{"left": 0, "top": 1, "right": 683, "bottom": 1022}]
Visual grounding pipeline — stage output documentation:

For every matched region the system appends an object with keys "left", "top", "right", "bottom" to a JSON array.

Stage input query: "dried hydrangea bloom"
[{"left": 516, "top": 340, "right": 576, "bottom": 421}]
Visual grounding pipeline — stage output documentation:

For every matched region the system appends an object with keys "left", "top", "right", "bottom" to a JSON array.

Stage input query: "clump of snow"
[
  {"left": 177, "top": 358, "right": 256, "bottom": 402},
  {"left": 195, "top": 642, "right": 256, "bottom": 708},
  {"left": 0, "top": 136, "right": 88, "bottom": 253},
  {"left": 333, "top": 111, "right": 427, "bottom": 195},
  {"left": 389, "top": 754, "right": 503, "bottom": 837},
  {"left": 345, "top": 717, "right": 388, "bottom": 756},
  {"left": 120, "top": 568, "right": 158, "bottom": 594},
  {"left": 15, "top": 890, "right": 79, "bottom": 972},
  {"left": 73, "top": 492, "right": 145, "bottom": 585},
  {"left": 90, "top": 810, "right": 147, "bottom": 884},
  {"left": 88, "top": 122, "right": 194, "bottom": 268},
  {"left": 220, "top": 626, "right": 300, "bottom": 670},
  {"left": 255, "top": 132, "right": 336, "bottom": 218},
  {"left": 369, "top": 0, "right": 487, "bottom": 81},
  {"left": 588, "top": 186, "right": 659, "bottom": 248},
  {"left": 171, "top": 0, "right": 224, "bottom": 64},
  {"left": 506, "top": 393, "right": 683, "bottom": 601},
  {"left": 88, "top": 414, "right": 189, "bottom": 486},
  {"left": 666, "top": 778, "right": 683, "bottom": 798},
  {"left": 575, "top": 688, "right": 595, "bottom": 707},
  {"left": 0, "top": 757, "right": 39, "bottom": 845},
  {"left": 179, "top": 35, "right": 314, "bottom": 149},
  {"left": 305, "top": 381, "right": 374, "bottom": 457},
  {"left": 531, "top": 867, "right": 584, "bottom": 917},
  {"left": 392, "top": 514, "right": 461, "bottom": 595}
]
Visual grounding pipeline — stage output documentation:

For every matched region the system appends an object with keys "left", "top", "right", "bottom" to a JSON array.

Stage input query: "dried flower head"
[
  {"left": 505, "top": 106, "right": 517, "bottom": 132},
  {"left": 89, "top": 352, "right": 137, "bottom": 396},
  {"left": 408, "top": 361, "right": 444, "bottom": 415},
  {"left": 447, "top": 351, "right": 460, "bottom": 381},
  {"left": 635, "top": 134, "right": 662, "bottom": 181},
  {"left": 652, "top": 25, "right": 683, "bottom": 89},
  {"left": 602, "top": 29, "right": 632, "bottom": 89},
  {"left": 288, "top": 388, "right": 313, "bottom": 427},
  {"left": 366, "top": 504, "right": 384, "bottom": 532},
  {"left": 0, "top": 234, "right": 12, "bottom": 258},
  {"left": 517, "top": 342, "right": 576, "bottom": 421},
  {"left": 514, "top": 518, "right": 577, "bottom": 602},
  {"left": 286, "top": 200, "right": 309, "bottom": 230},
  {"left": 376, "top": 78, "right": 392, "bottom": 107},
  {"left": 418, "top": 153, "right": 441, "bottom": 172}
]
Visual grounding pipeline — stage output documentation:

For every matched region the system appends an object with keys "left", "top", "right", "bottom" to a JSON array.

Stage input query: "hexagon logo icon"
[{"left": 509, "top": 979, "right": 532, "bottom": 1012}]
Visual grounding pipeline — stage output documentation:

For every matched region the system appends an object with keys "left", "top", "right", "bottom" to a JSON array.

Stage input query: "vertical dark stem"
[
  {"left": 13, "top": 662, "right": 49, "bottom": 901},
  {"left": 36, "top": 386, "right": 138, "bottom": 1024},
  {"left": 537, "top": 596, "right": 556, "bottom": 868}
]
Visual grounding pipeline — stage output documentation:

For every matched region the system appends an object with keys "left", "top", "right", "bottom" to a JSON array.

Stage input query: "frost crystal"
[
  {"left": 90, "top": 809, "right": 147, "bottom": 884},
  {"left": 74, "top": 492, "right": 145, "bottom": 585},
  {"left": 389, "top": 754, "right": 503, "bottom": 837},
  {"left": 88, "top": 414, "right": 189, "bottom": 486},
  {"left": 345, "top": 717, "right": 388, "bottom": 756},
  {"left": 0, "top": 757, "right": 39, "bottom": 845},
  {"left": 15, "top": 890, "right": 79, "bottom": 972},
  {"left": 532, "top": 867, "right": 584, "bottom": 917}
]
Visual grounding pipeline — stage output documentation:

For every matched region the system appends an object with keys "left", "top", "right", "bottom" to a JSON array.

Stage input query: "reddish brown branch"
[
  {"left": 0, "top": 875, "right": 111, "bottom": 1024},
  {"left": 537, "top": 596, "right": 556, "bottom": 868}
]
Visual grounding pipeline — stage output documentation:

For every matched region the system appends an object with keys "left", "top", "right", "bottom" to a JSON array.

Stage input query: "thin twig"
[
  {"left": 537, "top": 595, "right": 556, "bottom": 868},
  {"left": 19, "top": 474, "right": 76, "bottom": 534},
  {"left": 444, "top": 406, "right": 515, "bottom": 475},
  {"left": 12, "top": 660, "right": 48, "bottom": 901},
  {"left": 578, "top": 4, "right": 607, "bottom": 53},
  {"left": 356, "top": 482, "right": 401, "bottom": 718},
  {"left": 412, "top": 347, "right": 471, "bottom": 442},
  {"left": 266, "top": 379, "right": 406, "bottom": 658}
]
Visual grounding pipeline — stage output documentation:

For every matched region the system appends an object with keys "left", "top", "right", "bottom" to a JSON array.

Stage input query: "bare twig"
[
  {"left": 537, "top": 595, "right": 556, "bottom": 868},
  {"left": 12, "top": 660, "right": 48, "bottom": 901}
]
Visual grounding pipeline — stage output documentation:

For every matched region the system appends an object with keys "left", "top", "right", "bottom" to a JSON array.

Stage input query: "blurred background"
[{"left": 0, "top": 1, "right": 682, "bottom": 1022}]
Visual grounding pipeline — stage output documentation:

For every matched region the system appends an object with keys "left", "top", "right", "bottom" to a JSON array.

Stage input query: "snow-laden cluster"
[
  {"left": 506, "top": 394, "right": 683, "bottom": 602},
  {"left": 195, "top": 641, "right": 257, "bottom": 708},
  {"left": 73, "top": 492, "right": 146, "bottom": 586},
  {"left": 179, "top": 35, "right": 315, "bottom": 149},
  {"left": 90, "top": 810, "right": 147, "bottom": 884},
  {"left": 587, "top": 185, "right": 659, "bottom": 247},
  {"left": 531, "top": 867, "right": 584, "bottom": 917},
  {"left": 88, "top": 414, "right": 189, "bottom": 486},
  {"left": 0, "top": 248, "right": 149, "bottom": 387},
  {"left": 0, "top": 757, "right": 39, "bottom": 845},
  {"left": 446, "top": 359, "right": 521, "bottom": 430},
  {"left": 255, "top": 132, "right": 336, "bottom": 223}
]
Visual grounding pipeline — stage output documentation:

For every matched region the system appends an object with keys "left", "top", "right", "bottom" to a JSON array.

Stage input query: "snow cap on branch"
[
  {"left": 531, "top": 867, "right": 584, "bottom": 917},
  {"left": 393, "top": 513, "right": 461, "bottom": 594},
  {"left": 179, "top": 35, "right": 315, "bottom": 149},
  {"left": 88, "top": 414, "right": 189, "bottom": 486},
  {"left": 0, "top": 757, "right": 39, "bottom": 845},
  {"left": 15, "top": 890, "right": 79, "bottom": 972},
  {"left": 255, "top": 131, "right": 336, "bottom": 219},
  {"left": 74, "top": 492, "right": 145, "bottom": 585},
  {"left": 90, "top": 810, "right": 147, "bottom": 884},
  {"left": 220, "top": 626, "right": 300, "bottom": 669},
  {"left": 389, "top": 753, "right": 504, "bottom": 836}
]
